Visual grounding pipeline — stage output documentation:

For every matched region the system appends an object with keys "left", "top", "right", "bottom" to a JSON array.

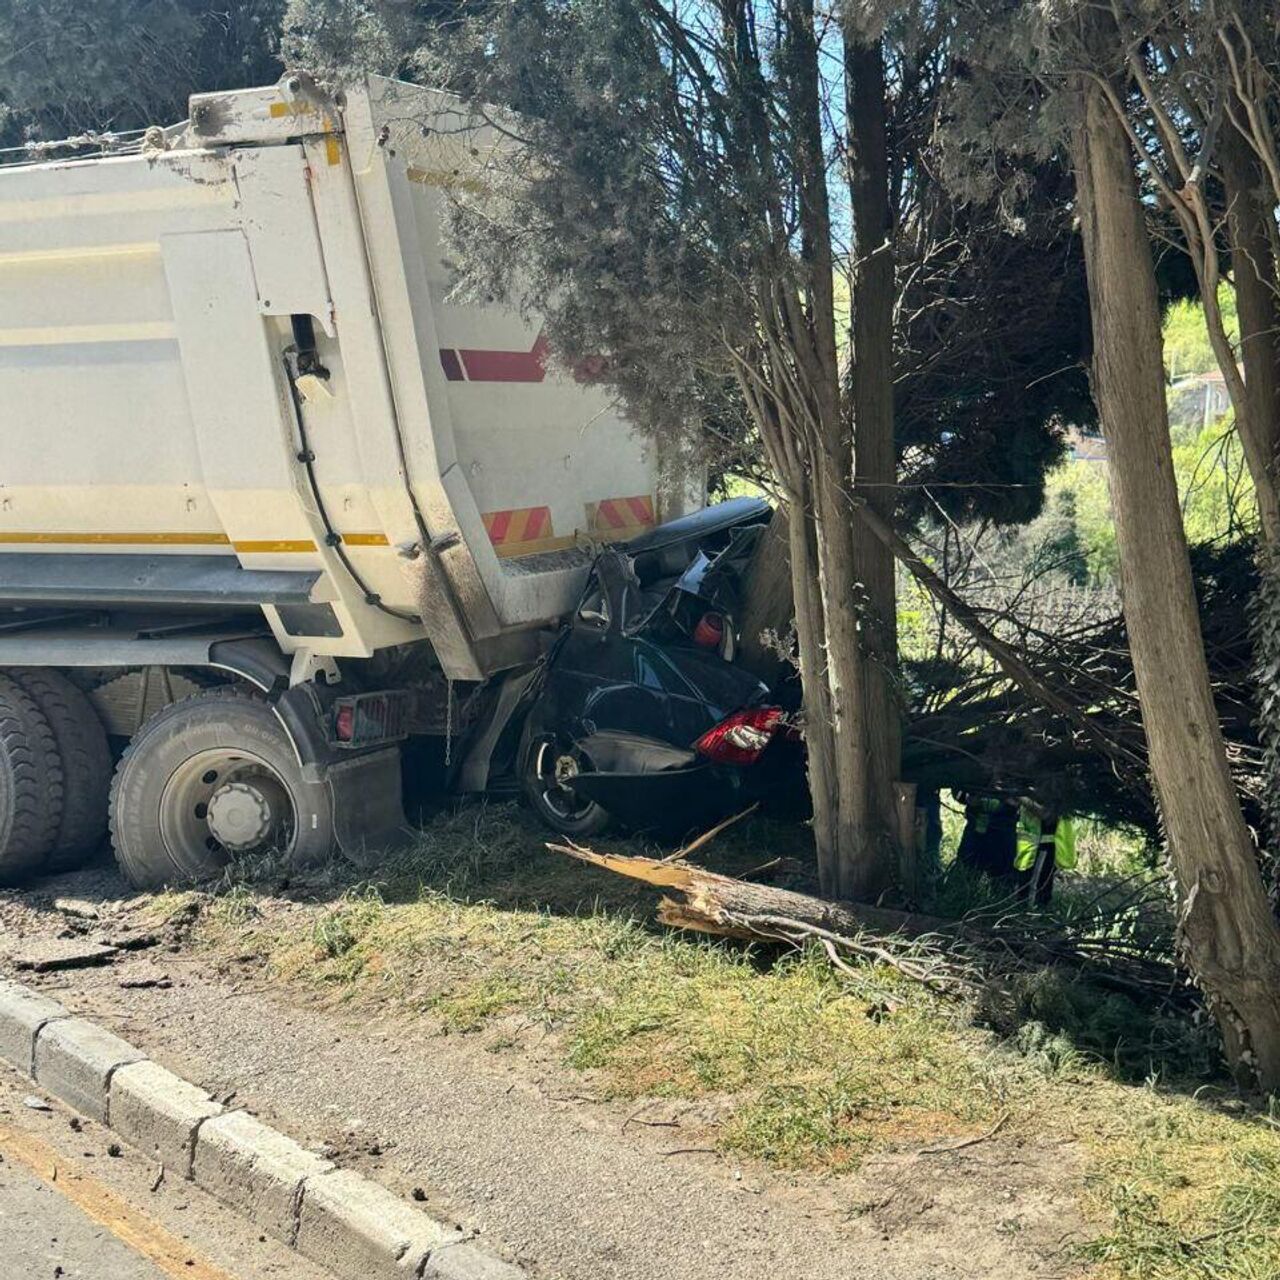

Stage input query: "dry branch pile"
[{"left": 904, "top": 538, "right": 1263, "bottom": 841}]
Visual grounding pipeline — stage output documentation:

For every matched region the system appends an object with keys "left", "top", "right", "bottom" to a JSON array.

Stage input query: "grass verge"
[{"left": 151, "top": 804, "right": 1280, "bottom": 1277}]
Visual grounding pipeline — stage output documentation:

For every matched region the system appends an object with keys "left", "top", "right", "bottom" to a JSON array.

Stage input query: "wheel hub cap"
[{"left": 206, "top": 778, "right": 289, "bottom": 851}]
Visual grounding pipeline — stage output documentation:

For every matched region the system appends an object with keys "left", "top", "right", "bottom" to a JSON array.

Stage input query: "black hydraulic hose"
[{"left": 280, "top": 350, "right": 421, "bottom": 625}]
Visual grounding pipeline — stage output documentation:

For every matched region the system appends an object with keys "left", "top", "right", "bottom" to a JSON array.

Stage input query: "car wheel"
[
  {"left": 0, "top": 674, "right": 65, "bottom": 880},
  {"left": 110, "top": 689, "right": 334, "bottom": 890},
  {"left": 11, "top": 669, "right": 112, "bottom": 870},
  {"left": 521, "top": 731, "right": 611, "bottom": 837}
]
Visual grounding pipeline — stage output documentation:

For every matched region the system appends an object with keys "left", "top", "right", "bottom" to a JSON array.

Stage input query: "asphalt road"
[
  {"left": 0, "top": 1068, "right": 333, "bottom": 1280},
  {"left": 0, "top": 1153, "right": 168, "bottom": 1280}
]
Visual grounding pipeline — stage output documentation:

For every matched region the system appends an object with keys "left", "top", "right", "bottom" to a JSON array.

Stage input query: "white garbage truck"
[{"left": 0, "top": 74, "right": 696, "bottom": 888}]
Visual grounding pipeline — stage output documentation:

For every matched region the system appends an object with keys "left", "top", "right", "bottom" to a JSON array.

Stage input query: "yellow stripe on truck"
[
  {"left": 0, "top": 531, "right": 232, "bottom": 546},
  {"left": 268, "top": 100, "right": 318, "bottom": 118},
  {"left": 0, "top": 532, "right": 391, "bottom": 551},
  {"left": 231, "top": 539, "right": 316, "bottom": 554}
]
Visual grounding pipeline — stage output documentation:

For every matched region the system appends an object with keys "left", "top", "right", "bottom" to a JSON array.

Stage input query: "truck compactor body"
[{"left": 0, "top": 74, "right": 695, "bottom": 887}]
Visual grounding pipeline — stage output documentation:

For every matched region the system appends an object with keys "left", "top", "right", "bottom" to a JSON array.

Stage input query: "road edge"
[{"left": 0, "top": 977, "right": 525, "bottom": 1280}]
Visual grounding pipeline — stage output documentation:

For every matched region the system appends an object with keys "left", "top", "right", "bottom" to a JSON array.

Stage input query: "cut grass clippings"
[{"left": 150, "top": 803, "right": 1280, "bottom": 1278}]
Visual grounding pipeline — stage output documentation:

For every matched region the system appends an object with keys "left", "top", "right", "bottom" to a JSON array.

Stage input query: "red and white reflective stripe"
[
  {"left": 585, "top": 494, "right": 656, "bottom": 538},
  {"left": 438, "top": 331, "right": 605, "bottom": 384},
  {"left": 440, "top": 332, "right": 550, "bottom": 384},
  {"left": 481, "top": 505, "right": 572, "bottom": 559}
]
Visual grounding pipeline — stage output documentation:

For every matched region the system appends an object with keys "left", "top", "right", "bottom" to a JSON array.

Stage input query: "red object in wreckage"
[{"left": 693, "top": 612, "right": 725, "bottom": 649}]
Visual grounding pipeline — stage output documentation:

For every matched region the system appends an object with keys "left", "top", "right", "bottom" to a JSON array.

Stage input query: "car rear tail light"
[{"left": 694, "top": 706, "right": 784, "bottom": 766}]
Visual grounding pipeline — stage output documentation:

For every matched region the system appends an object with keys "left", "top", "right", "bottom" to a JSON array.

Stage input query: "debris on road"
[
  {"left": 12, "top": 939, "right": 119, "bottom": 973},
  {"left": 92, "top": 931, "right": 160, "bottom": 953},
  {"left": 117, "top": 971, "right": 173, "bottom": 991},
  {"left": 52, "top": 899, "right": 101, "bottom": 922}
]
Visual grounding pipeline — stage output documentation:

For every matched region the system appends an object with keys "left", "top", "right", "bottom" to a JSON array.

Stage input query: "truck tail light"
[
  {"left": 694, "top": 706, "right": 783, "bottom": 766},
  {"left": 332, "top": 692, "right": 410, "bottom": 747},
  {"left": 335, "top": 703, "right": 355, "bottom": 741}
]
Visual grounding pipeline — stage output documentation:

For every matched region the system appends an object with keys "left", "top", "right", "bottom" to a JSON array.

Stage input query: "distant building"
[
  {"left": 1066, "top": 426, "right": 1107, "bottom": 462},
  {"left": 1059, "top": 368, "right": 1231, "bottom": 466},
  {"left": 1169, "top": 369, "right": 1231, "bottom": 431}
]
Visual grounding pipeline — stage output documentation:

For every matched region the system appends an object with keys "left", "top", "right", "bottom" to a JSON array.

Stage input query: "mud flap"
[
  {"left": 326, "top": 747, "right": 410, "bottom": 868},
  {"left": 455, "top": 666, "right": 541, "bottom": 793}
]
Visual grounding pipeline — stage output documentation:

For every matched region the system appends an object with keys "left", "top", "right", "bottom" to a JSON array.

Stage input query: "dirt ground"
[{"left": 0, "top": 862, "right": 1089, "bottom": 1280}]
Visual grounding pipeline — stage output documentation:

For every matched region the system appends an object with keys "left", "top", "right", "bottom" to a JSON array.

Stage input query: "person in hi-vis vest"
[
  {"left": 955, "top": 791, "right": 1018, "bottom": 879},
  {"left": 1014, "top": 802, "right": 1077, "bottom": 905}
]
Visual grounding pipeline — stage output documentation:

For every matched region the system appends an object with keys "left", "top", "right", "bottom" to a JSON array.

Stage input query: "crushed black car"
[{"left": 456, "top": 498, "right": 802, "bottom": 838}]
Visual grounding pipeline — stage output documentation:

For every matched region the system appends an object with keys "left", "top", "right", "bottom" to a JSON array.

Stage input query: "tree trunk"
[
  {"left": 846, "top": 33, "right": 903, "bottom": 885},
  {"left": 1222, "top": 119, "right": 1280, "bottom": 547},
  {"left": 784, "top": 491, "right": 840, "bottom": 893},
  {"left": 1071, "top": 64, "right": 1280, "bottom": 1090},
  {"left": 813, "top": 457, "right": 888, "bottom": 900},
  {"left": 737, "top": 503, "right": 794, "bottom": 690}
]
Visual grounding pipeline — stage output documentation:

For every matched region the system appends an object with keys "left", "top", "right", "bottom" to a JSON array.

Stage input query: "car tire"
[
  {"left": 110, "top": 688, "right": 334, "bottom": 891},
  {"left": 520, "top": 729, "right": 612, "bottom": 838},
  {"left": 11, "top": 669, "right": 112, "bottom": 870},
  {"left": 0, "top": 674, "right": 65, "bottom": 881}
]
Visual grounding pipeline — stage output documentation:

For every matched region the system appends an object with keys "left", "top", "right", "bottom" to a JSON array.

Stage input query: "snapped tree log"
[{"left": 546, "top": 840, "right": 1182, "bottom": 1003}]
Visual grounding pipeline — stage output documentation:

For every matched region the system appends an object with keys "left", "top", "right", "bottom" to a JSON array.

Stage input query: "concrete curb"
[{"left": 0, "top": 978, "right": 525, "bottom": 1280}]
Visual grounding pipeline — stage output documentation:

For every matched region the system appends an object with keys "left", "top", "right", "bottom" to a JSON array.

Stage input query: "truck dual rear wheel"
[
  {"left": 11, "top": 670, "right": 112, "bottom": 870},
  {"left": 0, "top": 674, "right": 65, "bottom": 880},
  {"left": 109, "top": 689, "right": 335, "bottom": 891}
]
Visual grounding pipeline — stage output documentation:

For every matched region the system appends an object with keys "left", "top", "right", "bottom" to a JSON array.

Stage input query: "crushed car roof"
[{"left": 623, "top": 496, "right": 771, "bottom": 555}]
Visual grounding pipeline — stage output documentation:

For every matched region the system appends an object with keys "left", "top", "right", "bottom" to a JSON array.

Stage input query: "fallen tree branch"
[
  {"left": 660, "top": 803, "right": 758, "bottom": 864},
  {"left": 917, "top": 1111, "right": 1010, "bottom": 1156},
  {"left": 853, "top": 499, "right": 1148, "bottom": 780},
  {"left": 548, "top": 841, "right": 978, "bottom": 993},
  {"left": 547, "top": 840, "right": 1187, "bottom": 1006}
]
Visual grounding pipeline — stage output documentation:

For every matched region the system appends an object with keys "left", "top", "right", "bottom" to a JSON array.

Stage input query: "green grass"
[
  {"left": 151, "top": 803, "right": 1280, "bottom": 1278},
  {"left": 1078, "top": 1092, "right": 1280, "bottom": 1278}
]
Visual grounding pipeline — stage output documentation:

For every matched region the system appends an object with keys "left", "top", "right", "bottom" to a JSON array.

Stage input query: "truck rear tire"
[
  {"left": 11, "top": 670, "right": 112, "bottom": 870},
  {"left": 0, "top": 674, "right": 65, "bottom": 880},
  {"left": 110, "top": 689, "right": 336, "bottom": 891}
]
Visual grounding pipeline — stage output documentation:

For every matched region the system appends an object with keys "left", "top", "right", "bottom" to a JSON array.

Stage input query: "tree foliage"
[
  {"left": 1165, "top": 289, "right": 1239, "bottom": 382},
  {"left": 0, "top": 0, "right": 284, "bottom": 141}
]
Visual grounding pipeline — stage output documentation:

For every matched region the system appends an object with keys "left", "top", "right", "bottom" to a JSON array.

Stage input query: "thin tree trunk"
[
  {"left": 785, "top": 492, "right": 839, "bottom": 894},
  {"left": 781, "top": 0, "right": 892, "bottom": 901},
  {"left": 1222, "top": 118, "right": 1280, "bottom": 546},
  {"left": 1072, "top": 63, "right": 1280, "bottom": 1090},
  {"left": 813, "top": 457, "right": 887, "bottom": 899},
  {"left": 846, "top": 32, "right": 903, "bottom": 880},
  {"left": 737, "top": 504, "right": 794, "bottom": 689}
]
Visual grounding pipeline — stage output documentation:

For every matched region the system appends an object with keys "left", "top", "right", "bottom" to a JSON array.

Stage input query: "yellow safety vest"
[
  {"left": 968, "top": 795, "right": 1001, "bottom": 835},
  {"left": 1014, "top": 809, "right": 1077, "bottom": 872}
]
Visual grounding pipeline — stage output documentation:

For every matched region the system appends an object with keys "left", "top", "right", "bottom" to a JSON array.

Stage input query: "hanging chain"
[{"left": 444, "top": 676, "right": 454, "bottom": 769}]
